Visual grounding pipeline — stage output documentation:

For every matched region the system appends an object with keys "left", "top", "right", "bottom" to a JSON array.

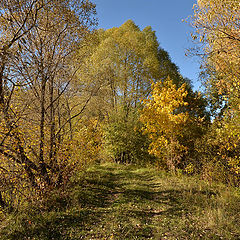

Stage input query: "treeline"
[{"left": 0, "top": 0, "right": 239, "bottom": 213}]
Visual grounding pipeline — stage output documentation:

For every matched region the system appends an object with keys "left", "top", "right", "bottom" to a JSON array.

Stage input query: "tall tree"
[
  {"left": 76, "top": 20, "right": 160, "bottom": 118},
  {"left": 189, "top": 0, "right": 240, "bottom": 107},
  {"left": 0, "top": 0, "right": 96, "bottom": 210},
  {"left": 0, "top": 0, "right": 46, "bottom": 210},
  {"left": 76, "top": 20, "right": 161, "bottom": 162},
  {"left": 188, "top": 0, "right": 240, "bottom": 183}
]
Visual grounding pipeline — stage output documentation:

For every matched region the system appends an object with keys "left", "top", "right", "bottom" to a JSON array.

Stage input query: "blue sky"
[{"left": 93, "top": 0, "right": 201, "bottom": 90}]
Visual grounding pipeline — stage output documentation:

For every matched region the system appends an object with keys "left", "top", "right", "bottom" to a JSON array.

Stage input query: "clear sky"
[{"left": 92, "top": 0, "right": 201, "bottom": 90}]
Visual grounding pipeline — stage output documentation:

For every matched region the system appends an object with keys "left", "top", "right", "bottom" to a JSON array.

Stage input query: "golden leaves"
[
  {"left": 190, "top": 0, "right": 240, "bottom": 98},
  {"left": 140, "top": 77, "right": 188, "bottom": 168}
]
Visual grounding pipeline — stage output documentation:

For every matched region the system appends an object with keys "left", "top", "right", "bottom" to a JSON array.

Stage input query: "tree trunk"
[
  {"left": 0, "top": 54, "right": 37, "bottom": 187},
  {"left": 39, "top": 76, "right": 50, "bottom": 185},
  {"left": 66, "top": 98, "right": 73, "bottom": 140},
  {"left": 49, "top": 77, "right": 56, "bottom": 166}
]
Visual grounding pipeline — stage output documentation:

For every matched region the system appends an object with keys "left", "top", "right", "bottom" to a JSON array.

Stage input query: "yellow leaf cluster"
[{"left": 140, "top": 77, "right": 189, "bottom": 169}]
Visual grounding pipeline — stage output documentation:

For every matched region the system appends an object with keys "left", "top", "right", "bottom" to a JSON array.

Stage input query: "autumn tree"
[
  {"left": 0, "top": 0, "right": 97, "bottom": 210},
  {"left": 15, "top": 0, "right": 96, "bottom": 182},
  {"left": 140, "top": 77, "right": 189, "bottom": 171},
  {"left": 188, "top": 0, "right": 240, "bottom": 183},
  {"left": 83, "top": 21, "right": 160, "bottom": 109},
  {"left": 0, "top": 0, "right": 46, "bottom": 210},
  {"left": 189, "top": 0, "right": 240, "bottom": 107},
  {"left": 75, "top": 20, "right": 161, "bottom": 162}
]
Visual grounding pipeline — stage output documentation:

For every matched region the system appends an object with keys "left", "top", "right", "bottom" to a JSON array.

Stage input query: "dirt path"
[
  {"left": 69, "top": 163, "right": 236, "bottom": 240},
  {"left": 1, "top": 163, "right": 239, "bottom": 240}
]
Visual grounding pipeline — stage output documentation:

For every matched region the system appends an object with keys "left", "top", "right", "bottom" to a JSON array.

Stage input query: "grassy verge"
[{"left": 0, "top": 162, "right": 240, "bottom": 239}]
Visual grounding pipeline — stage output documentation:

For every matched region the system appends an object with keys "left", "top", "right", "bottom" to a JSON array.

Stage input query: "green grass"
[{"left": 1, "top": 162, "right": 240, "bottom": 239}]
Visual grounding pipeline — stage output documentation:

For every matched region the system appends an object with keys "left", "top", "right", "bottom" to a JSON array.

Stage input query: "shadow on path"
[{"left": 3, "top": 163, "right": 232, "bottom": 240}]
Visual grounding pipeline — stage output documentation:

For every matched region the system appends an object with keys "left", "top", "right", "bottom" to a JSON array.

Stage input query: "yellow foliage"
[
  {"left": 191, "top": 0, "right": 240, "bottom": 97},
  {"left": 140, "top": 77, "right": 188, "bottom": 171},
  {"left": 66, "top": 118, "right": 102, "bottom": 170}
]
